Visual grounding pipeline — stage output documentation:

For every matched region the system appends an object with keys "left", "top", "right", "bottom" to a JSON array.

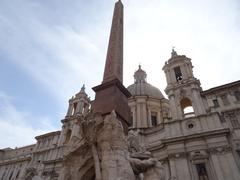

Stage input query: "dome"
[{"left": 127, "top": 65, "right": 165, "bottom": 99}]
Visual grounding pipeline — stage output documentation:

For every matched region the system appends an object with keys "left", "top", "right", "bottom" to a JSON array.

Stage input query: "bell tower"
[
  {"left": 66, "top": 85, "right": 90, "bottom": 117},
  {"left": 58, "top": 85, "right": 91, "bottom": 146},
  {"left": 163, "top": 49, "right": 206, "bottom": 120}
]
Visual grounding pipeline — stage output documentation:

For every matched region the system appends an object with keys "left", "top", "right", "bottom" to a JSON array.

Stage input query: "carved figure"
[
  {"left": 127, "top": 130, "right": 165, "bottom": 180},
  {"left": 24, "top": 167, "right": 38, "bottom": 180}
]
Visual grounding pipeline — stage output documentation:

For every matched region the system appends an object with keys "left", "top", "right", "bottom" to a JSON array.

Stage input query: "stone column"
[
  {"left": 157, "top": 111, "right": 161, "bottom": 124},
  {"left": 192, "top": 89, "right": 205, "bottom": 115},
  {"left": 181, "top": 64, "right": 188, "bottom": 80},
  {"left": 170, "top": 69, "right": 177, "bottom": 84},
  {"left": 186, "top": 64, "right": 192, "bottom": 78},
  {"left": 226, "top": 152, "right": 240, "bottom": 179},
  {"left": 211, "top": 154, "right": 225, "bottom": 180},
  {"left": 175, "top": 157, "right": 191, "bottom": 180},
  {"left": 71, "top": 121, "right": 80, "bottom": 140},
  {"left": 165, "top": 70, "right": 171, "bottom": 84},
  {"left": 176, "top": 103, "right": 183, "bottom": 119},
  {"left": 136, "top": 103, "right": 141, "bottom": 127},
  {"left": 169, "top": 158, "right": 177, "bottom": 179},
  {"left": 169, "top": 95, "right": 178, "bottom": 120},
  {"left": 58, "top": 126, "right": 67, "bottom": 146},
  {"left": 132, "top": 107, "right": 136, "bottom": 128},
  {"left": 142, "top": 103, "right": 147, "bottom": 127},
  {"left": 66, "top": 103, "right": 73, "bottom": 116},
  {"left": 148, "top": 109, "right": 152, "bottom": 127}
]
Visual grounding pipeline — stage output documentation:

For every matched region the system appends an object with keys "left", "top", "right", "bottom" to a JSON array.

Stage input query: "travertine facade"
[{"left": 1, "top": 1, "right": 240, "bottom": 180}]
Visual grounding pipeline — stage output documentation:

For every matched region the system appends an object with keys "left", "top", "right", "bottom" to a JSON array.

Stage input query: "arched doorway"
[{"left": 81, "top": 166, "right": 95, "bottom": 180}]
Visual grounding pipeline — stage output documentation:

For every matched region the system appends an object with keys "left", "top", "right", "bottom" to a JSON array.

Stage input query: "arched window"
[
  {"left": 71, "top": 102, "right": 78, "bottom": 115},
  {"left": 174, "top": 66, "right": 183, "bottom": 81},
  {"left": 64, "top": 129, "right": 72, "bottom": 144},
  {"left": 180, "top": 98, "right": 195, "bottom": 118}
]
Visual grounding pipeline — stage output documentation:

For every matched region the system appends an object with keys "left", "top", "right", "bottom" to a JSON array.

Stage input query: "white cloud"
[
  {"left": 0, "top": 91, "right": 56, "bottom": 148},
  {"left": 0, "top": 0, "right": 107, "bottom": 104},
  {"left": 0, "top": 18, "right": 101, "bottom": 101},
  {"left": 123, "top": 0, "right": 240, "bottom": 94},
  {"left": 0, "top": 0, "right": 239, "bottom": 99}
]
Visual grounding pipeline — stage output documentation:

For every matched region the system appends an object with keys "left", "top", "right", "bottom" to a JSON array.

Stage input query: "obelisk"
[
  {"left": 92, "top": 0, "right": 131, "bottom": 130},
  {"left": 103, "top": 0, "right": 123, "bottom": 83}
]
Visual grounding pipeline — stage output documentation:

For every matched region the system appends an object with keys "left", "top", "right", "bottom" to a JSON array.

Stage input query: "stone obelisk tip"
[{"left": 102, "top": 0, "right": 124, "bottom": 83}]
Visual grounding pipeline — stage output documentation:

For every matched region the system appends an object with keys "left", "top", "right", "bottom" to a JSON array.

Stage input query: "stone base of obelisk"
[{"left": 92, "top": 78, "right": 132, "bottom": 133}]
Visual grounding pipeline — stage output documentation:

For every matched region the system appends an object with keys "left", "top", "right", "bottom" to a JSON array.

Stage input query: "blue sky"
[{"left": 0, "top": 0, "right": 240, "bottom": 148}]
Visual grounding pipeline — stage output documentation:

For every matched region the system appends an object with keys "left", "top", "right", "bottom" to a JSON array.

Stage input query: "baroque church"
[{"left": 1, "top": 1, "right": 240, "bottom": 179}]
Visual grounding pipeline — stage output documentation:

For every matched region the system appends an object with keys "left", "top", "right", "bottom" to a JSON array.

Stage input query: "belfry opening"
[{"left": 180, "top": 97, "right": 195, "bottom": 118}]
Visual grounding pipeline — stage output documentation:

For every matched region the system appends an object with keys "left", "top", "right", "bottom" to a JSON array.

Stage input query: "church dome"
[{"left": 127, "top": 65, "right": 165, "bottom": 99}]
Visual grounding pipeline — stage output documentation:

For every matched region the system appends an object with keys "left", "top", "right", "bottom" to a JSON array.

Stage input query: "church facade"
[{"left": 1, "top": 1, "right": 240, "bottom": 180}]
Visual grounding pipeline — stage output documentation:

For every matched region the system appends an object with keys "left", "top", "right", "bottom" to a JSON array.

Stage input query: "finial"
[
  {"left": 171, "top": 46, "right": 178, "bottom": 57},
  {"left": 80, "top": 84, "right": 85, "bottom": 92}
]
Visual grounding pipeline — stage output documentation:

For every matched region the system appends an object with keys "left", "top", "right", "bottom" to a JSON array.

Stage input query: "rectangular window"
[
  {"left": 196, "top": 163, "right": 209, "bottom": 180},
  {"left": 221, "top": 94, "right": 230, "bottom": 106},
  {"left": 218, "top": 113, "right": 226, "bottom": 123},
  {"left": 229, "top": 114, "right": 240, "bottom": 129},
  {"left": 151, "top": 112, "right": 157, "bottom": 126},
  {"left": 213, "top": 99, "right": 219, "bottom": 108},
  {"left": 174, "top": 66, "right": 183, "bottom": 81},
  {"left": 130, "top": 112, "right": 133, "bottom": 125},
  {"left": 234, "top": 91, "right": 240, "bottom": 101},
  {"left": 237, "top": 150, "right": 240, "bottom": 158}
]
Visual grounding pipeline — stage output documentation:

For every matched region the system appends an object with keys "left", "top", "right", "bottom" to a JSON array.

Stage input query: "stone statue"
[
  {"left": 96, "top": 111, "right": 135, "bottom": 180},
  {"left": 24, "top": 167, "right": 41, "bottom": 180},
  {"left": 59, "top": 111, "right": 165, "bottom": 180},
  {"left": 127, "top": 130, "right": 165, "bottom": 180}
]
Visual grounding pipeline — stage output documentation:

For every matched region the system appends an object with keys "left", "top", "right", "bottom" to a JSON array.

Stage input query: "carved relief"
[
  {"left": 24, "top": 167, "right": 38, "bottom": 180},
  {"left": 208, "top": 146, "right": 231, "bottom": 155},
  {"left": 168, "top": 152, "right": 187, "bottom": 159},
  {"left": 42, "top": 170, "right": 58, "bottom": 179}
]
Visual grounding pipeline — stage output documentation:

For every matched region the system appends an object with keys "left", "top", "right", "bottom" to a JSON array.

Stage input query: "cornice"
[
  {"left": 0, "top": 155, "right": 31, "bottom": 166},
  {"left": 161, "top": 128, "right": 230, "bottom": 144}
]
